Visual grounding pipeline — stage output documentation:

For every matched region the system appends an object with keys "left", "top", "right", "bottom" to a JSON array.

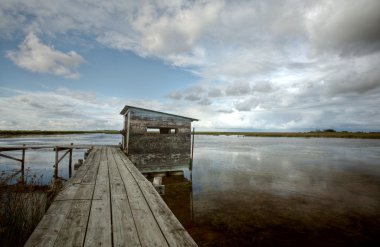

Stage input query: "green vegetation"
[
  {"left": 0, "top": 129, "right": 119, "bottom": 137},
  {"left": 196, "top": 130, "right": 380, "bottom": 139}
]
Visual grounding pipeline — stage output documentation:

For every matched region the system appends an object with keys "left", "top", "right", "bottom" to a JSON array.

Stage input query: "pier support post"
[
  {"left": 54, "top": 146, "right": 59, "bottom": 179},
  {"left": 69, "top": 143, "right": 73, "bottom": 178},
  {"left": 21, "top": 144, "right": 25, "bottom": 183},
  {"left": 153, "top": 177, "right": 165, "bottom": 195}
]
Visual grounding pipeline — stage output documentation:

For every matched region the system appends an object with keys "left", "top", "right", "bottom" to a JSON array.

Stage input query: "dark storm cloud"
[{"left": 308, "top": 0, "right": 380, "bottom": 57}]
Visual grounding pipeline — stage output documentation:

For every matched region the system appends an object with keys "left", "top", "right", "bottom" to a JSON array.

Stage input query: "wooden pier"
[{"left": 24, "top": 146, "right": 197, "bottom": 247}]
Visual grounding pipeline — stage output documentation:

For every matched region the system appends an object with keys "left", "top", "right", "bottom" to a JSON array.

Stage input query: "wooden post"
[
  {"left": 54, "top": 146, "right": 59, "bottom": 179},
  {"left": 21, "top": 144, "right": 25, "bottom": 183},
  {"left": 69, "top": 143, "right": 73, "bottom": 178},
  {"left": 191, "top": 127, "right": 195, "bottom": 160}
]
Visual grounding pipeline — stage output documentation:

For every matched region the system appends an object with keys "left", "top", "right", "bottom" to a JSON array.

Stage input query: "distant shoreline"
[
  {"left": 0, "top": 130, "right": 119, "bottom": 137},
  {"left": 196, "top": 131, "right": 380, "bottom": 139},
  {"left": 1, "top": 130, "right": 379, "bottom": 139}
]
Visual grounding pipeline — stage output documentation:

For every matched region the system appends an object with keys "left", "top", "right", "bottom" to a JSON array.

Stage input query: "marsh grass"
[{"left": 0, "top": 177, "right": 63, "bottom": 247}]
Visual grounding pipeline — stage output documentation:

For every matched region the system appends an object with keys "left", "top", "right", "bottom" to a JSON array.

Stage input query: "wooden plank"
[
  {"left": 24, "top": 201, "right": 72, "bottom": 247},
  {"left": 53, "top": 200, "right": 92, "bottom": 247},
  {"left": 26, "top": 145, "right": 196, "bottom": 247},
  {"left": 51, "top": 148, "right": 101, "bottom": 247},
  {"left": 0, "top": 144, "right": 105, "bottom": 152},
  {"left": 68, "top": 148, "right": 97, "bottom": 185},
  {"left": 108, "top": 147, "right": 141, "bottom": 247},
  {"left": 115, "top": 148, "right": 197, "bottom": 247},
  {"left": 84, "top": 147, "right": 112, "bottom": 247},
  {"left": 54, "top": 184, "right": 95, "bottom": 201},
  {"left": 24, "top": 150, "right": 99, "bottom": 247},
  {"left": 81, "top": 148, "right": 102, "bottom": 184},
  {"left": 55, "top": 149, "right": 98, "bottom": 201},
  {"left": 24, "top": 228, "right": 60, "bottom": 247},
  {"left": 113, "top": 148, "right": 169, "bottom": 247},
  {"left": 54, "top": 184, "right": 79, "bottom": 201}
]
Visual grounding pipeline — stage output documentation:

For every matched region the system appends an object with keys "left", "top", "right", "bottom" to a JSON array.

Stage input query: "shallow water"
[
  {"left": 0, "top": 134, "right": 120, "bottom": 184},
  {"left": 1, "top": 134, "right": 379, "bottom": 246},
  {"left": 163, "top": 136, "right": 380, "bottom": 247}
]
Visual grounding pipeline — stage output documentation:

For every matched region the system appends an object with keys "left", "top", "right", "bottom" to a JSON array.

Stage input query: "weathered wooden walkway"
[{"left": 25, "top": 146, "right": 197, "bottom": 247}]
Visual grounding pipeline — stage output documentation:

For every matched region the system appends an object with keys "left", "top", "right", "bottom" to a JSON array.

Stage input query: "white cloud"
[
  {"left": 6, "top": 32, "right": 85, "bottom": 79},
  {"left": 1, "top": 0, "right": 380, "bottom": 130},
  {"left": 0, "top": 87, "right": 121, "bottom": 130},
  {"left": 225, "top": 81, "right": 251, "bottom": 96}
]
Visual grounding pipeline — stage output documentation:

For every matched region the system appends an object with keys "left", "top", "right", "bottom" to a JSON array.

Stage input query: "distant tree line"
[{"left": 311, "top": 129, "right": 336, "bottom": 133}]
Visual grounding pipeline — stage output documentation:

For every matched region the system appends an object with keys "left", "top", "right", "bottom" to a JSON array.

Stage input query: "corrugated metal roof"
[{"left": 120, "top": 105, "right": 198, "bottom": 121}]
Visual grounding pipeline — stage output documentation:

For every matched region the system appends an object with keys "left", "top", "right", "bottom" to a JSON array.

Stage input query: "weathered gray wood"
[
  {"left": 0, "top": 144, "right": 114, "bottom": 152},
  {"left": 25, "top": 228, "right": 60, "bottom": 247},
  {"left": 54, "top": 147, "right": 59, "bottom": 178},
  {"left": 116, "top": 149, "right": 197, "bottom": 247},
  {"left": 54, "top": 184, "right": 79, "bottom": 201},
  {"left": 69, "top": 144, "right": 73, "bottom": 178},
  {"left": 53, "top": 200, "right": 92, "bottom": 247},
  {"left": 69, "top": 148, "right": 97, "bottom": 184},
  {"left": 108, "top": 147, "right": 141, "bottom": 247},
  {"left": 0, "top": 152, "right": 23, "bottom": 161},
  {"left": 52, "top": 148, "right": 101, "bottom": 247},
  {"left": 81, "top": 149, "right": 101, "bottom": 184},
  {"left": 24, "top": 201, "right": 72, "bottom": 247},
  {"left": 55, "top": 149, "right": 98, "bottom": 201},
  {"left": 113, "top": 148, "right": 169, "bottom": 247},
  {"left": 84, "top": 147, "right": 112, "bottom": 247},
  {"left": 153, "top": 177, "right": 162, "bottom": 186},
  {"left": 25, "top": 146, "right": 196, "bottom": 247}
]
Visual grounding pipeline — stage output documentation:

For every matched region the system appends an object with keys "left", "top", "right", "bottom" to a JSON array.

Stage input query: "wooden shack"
[{"left": 120, "top": 105, "right": 198, "bottom": 173}]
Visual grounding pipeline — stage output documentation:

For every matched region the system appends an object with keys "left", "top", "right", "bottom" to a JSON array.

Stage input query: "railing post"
[
  {"left": 69, "top": 143, "right": 73, "bottom": 178},
  {"left": 54, "top": 146, "right": 59, "bottom": 179},
  {"left": 21, "top": 144, "right": 25, "bottom": 183}
]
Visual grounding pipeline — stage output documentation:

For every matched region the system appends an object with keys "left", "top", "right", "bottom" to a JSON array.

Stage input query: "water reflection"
[
  {"left": 164, "top": 136, "right": 380, "bottom": 247},
  {"left": 0, "top": 134, "right": 120, "bottom": 184}
]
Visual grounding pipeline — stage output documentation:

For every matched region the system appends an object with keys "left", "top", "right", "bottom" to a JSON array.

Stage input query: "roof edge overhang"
[{"left": 120, "top": 105, "right": 198, "bottom": 121}]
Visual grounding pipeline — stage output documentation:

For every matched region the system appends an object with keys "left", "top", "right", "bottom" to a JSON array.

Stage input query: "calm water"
[
  {"left": 163, "top": 135, "right": 380, "bottom": 247},
  {"left": 1, "top": 134, "right": 380, "bottom": 246},
  {"left": 0, "top": 134, "right": 120, "bottom": 184}
]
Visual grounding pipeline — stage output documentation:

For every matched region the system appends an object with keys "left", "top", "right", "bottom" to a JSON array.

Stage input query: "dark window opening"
[{"left": 147, "top": 127, "right": 178, "bottom": 134}]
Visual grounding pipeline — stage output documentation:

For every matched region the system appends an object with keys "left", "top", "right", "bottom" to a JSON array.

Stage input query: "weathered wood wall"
[{"left": 124, "top": 109, "right": 192, "bottom": 172}]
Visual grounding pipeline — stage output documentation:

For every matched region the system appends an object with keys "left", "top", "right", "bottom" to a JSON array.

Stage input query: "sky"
[{"left": 1, "top": 0, "right": 380, "bottom": 131}]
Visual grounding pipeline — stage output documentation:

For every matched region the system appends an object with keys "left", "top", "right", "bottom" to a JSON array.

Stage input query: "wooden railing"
[{"left": 0, "top": 144, "right": 100, "bottom": 183}]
